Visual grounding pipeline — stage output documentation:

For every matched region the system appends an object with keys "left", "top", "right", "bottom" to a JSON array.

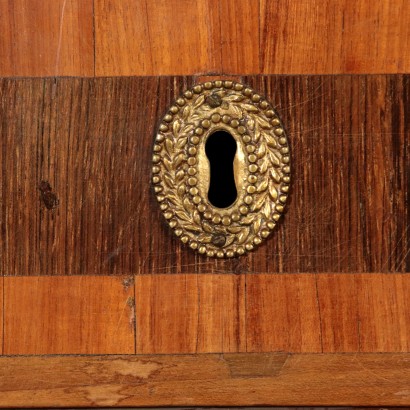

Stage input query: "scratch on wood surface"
[
  {"left": 314, "top": 274, "right": 324, "bottom": 353},
  {"left": 353, "top": 355, "right": 394, "bottom": 383},
  {"left": 382, "top": 223, "right": 409, "bottom": 272},
  {"left": 127, "top": 296, "right": 136, "bottom": 330},
  {"left": 195, "top": 274, "right": 200, "bottom": 353},
  {"left": 54, "top": 0, "right": 67, "bottom": 76},
  {"left": 114, "top": 296, "right": 134, "bottom": 336},
  {"left": 357, "top": 319, "right": 362, "bottom": 352},
  {"left": 280, "top": 80, "right": 329, "bottom": 112},
  {"left": 143, "top": 0, "right": 154, "bottom": 72},
  {"left": 103, "top": 246, "right": 126, "bottom": 264}
]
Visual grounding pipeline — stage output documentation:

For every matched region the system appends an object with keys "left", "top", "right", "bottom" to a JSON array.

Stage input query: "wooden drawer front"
[{"left": 1, "top": 1, "right": 410, "bottom": 407}]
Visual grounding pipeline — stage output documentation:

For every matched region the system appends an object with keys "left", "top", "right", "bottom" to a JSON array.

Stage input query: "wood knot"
[{"left": 39, "top": 180, "right": 59, "bottom": 210}]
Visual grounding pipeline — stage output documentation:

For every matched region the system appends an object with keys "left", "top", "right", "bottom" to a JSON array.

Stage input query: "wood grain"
[
  {"left": 135, "top": 274, "right": 199, "bottom": 354},
  {"left": 316, "top": 274, "right": 360, "bottom": 352},
  {"left": 246, "top": 274, "right": 322, "bottom": 352},
  {"left": 3, "top": 276, "right": 135, "bottom": 354},
  {"left": 136, "top": 274, "right": 246, "bottom": 353},
  {"left": 317, "top": 274, "right": 410, "bottom": 353},
  {"left": 0, "top": 353, "right": 409, "bottom": 407},
  {"left": 1, "top": 76, "right": 408, "bottom": 275},
  {"left": 260, "top": 0, "right": 410, "bottom": 74},
  {"left": 94, "top": 0, "right": 258, "bottom": 76},
  {"left": 0, "top": 276, "right": 2, "bottom": 354},
  {"left": 3, "top": 273, "right": 408, "bottom": 355},
  {"left": 1, "top": 0, "right": 409, "bottom": 76},
  {"left": 219, "top": 0, "right": 259, "bottom": 74},
  {"left": 94, "top": 0, "right": 221, "bottom": 76},
  {"left": 93, "top": 0, "right": 410, "bottom": 76},
  {"left": 1, "top": 2, "right": 409, "bottom": 407},
  {"left": 0, "top": 0, "right": 94, "bottom": 76},
  {"left": 356, "top": 274, "right": 410, "bottom": 352}
]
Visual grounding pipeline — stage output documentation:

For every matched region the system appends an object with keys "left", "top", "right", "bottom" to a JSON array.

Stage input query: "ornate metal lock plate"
[{"left": 152, "top": 81, "right": 290, "bottom": 258}]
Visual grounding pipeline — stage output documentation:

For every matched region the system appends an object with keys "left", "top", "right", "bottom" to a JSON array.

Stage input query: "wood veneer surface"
[
  {"left": 1, "top": 0, "right": 410, "bottom": 76},
  {"left": 0, "top": 0, "right": 94, "bottom": 76},
  {"left": 1, "top": 76, "right": 408, "bottom": 276},
  {"left": 1, "top": 274, "right": 408, "bottom": 355},
  {"left": 0, "top": 276, "right": 2, "bottom": 354},
  {"left": 0, "top": 353, "right": 409, "bottom": 407},
  {"left": 1, "top": 1, "right": 409, "bottom": 408},
  {"left": 3, "top": 276, "right": 135, "bottom": 355}
]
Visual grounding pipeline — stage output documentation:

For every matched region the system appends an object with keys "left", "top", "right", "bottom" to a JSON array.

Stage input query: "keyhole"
[{"left": 205, "top": 130, "right": 238, "bottom": 208}]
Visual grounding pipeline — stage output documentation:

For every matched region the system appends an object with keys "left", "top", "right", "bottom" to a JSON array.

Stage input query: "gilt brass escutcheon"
[{"left": 152, "top": 81, "right": 291, "bottom": 258}]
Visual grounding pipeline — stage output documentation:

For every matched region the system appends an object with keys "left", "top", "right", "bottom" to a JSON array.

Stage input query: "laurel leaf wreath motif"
[{"left": 154, "top": 83, "right": 289, "bottom": 257}]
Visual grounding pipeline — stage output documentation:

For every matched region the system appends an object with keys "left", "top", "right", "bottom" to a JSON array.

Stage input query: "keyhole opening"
[{"left": 205, "top": 130, "right": 238, "bottom": 208}]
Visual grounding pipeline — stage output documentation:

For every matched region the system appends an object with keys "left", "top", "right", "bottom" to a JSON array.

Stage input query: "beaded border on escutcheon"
[{"left": 152, "top": 80, "right": 290, "bottom": 258}]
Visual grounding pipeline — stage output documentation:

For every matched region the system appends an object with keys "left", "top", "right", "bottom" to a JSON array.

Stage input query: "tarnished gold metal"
[{"left": 152, "top": 81, "right": 291, "bottom": 258}]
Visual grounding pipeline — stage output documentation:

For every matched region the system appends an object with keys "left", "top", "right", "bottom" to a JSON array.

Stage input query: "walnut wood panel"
[
  {"left": 261, "top": 0, "right": 410, "bottom": 74},
  {"left": 136, "top": 274, "right": 246, "bottom": 353},
  {"left": 1, "top": 76, "right": 408, "bottom": 275},
  {"left": 3, "top": 276, "right": 135, "bottom": 354},
  {"left": 0, "top": 0, "right": 94, "bottom": 76},
  {"left": 0, "top": 353, "right": 409, "bottom": 407}
]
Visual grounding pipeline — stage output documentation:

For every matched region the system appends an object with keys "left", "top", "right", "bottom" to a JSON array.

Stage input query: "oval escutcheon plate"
[{"left": 152, "top": 81, "right": 291, "bottom": 258}]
